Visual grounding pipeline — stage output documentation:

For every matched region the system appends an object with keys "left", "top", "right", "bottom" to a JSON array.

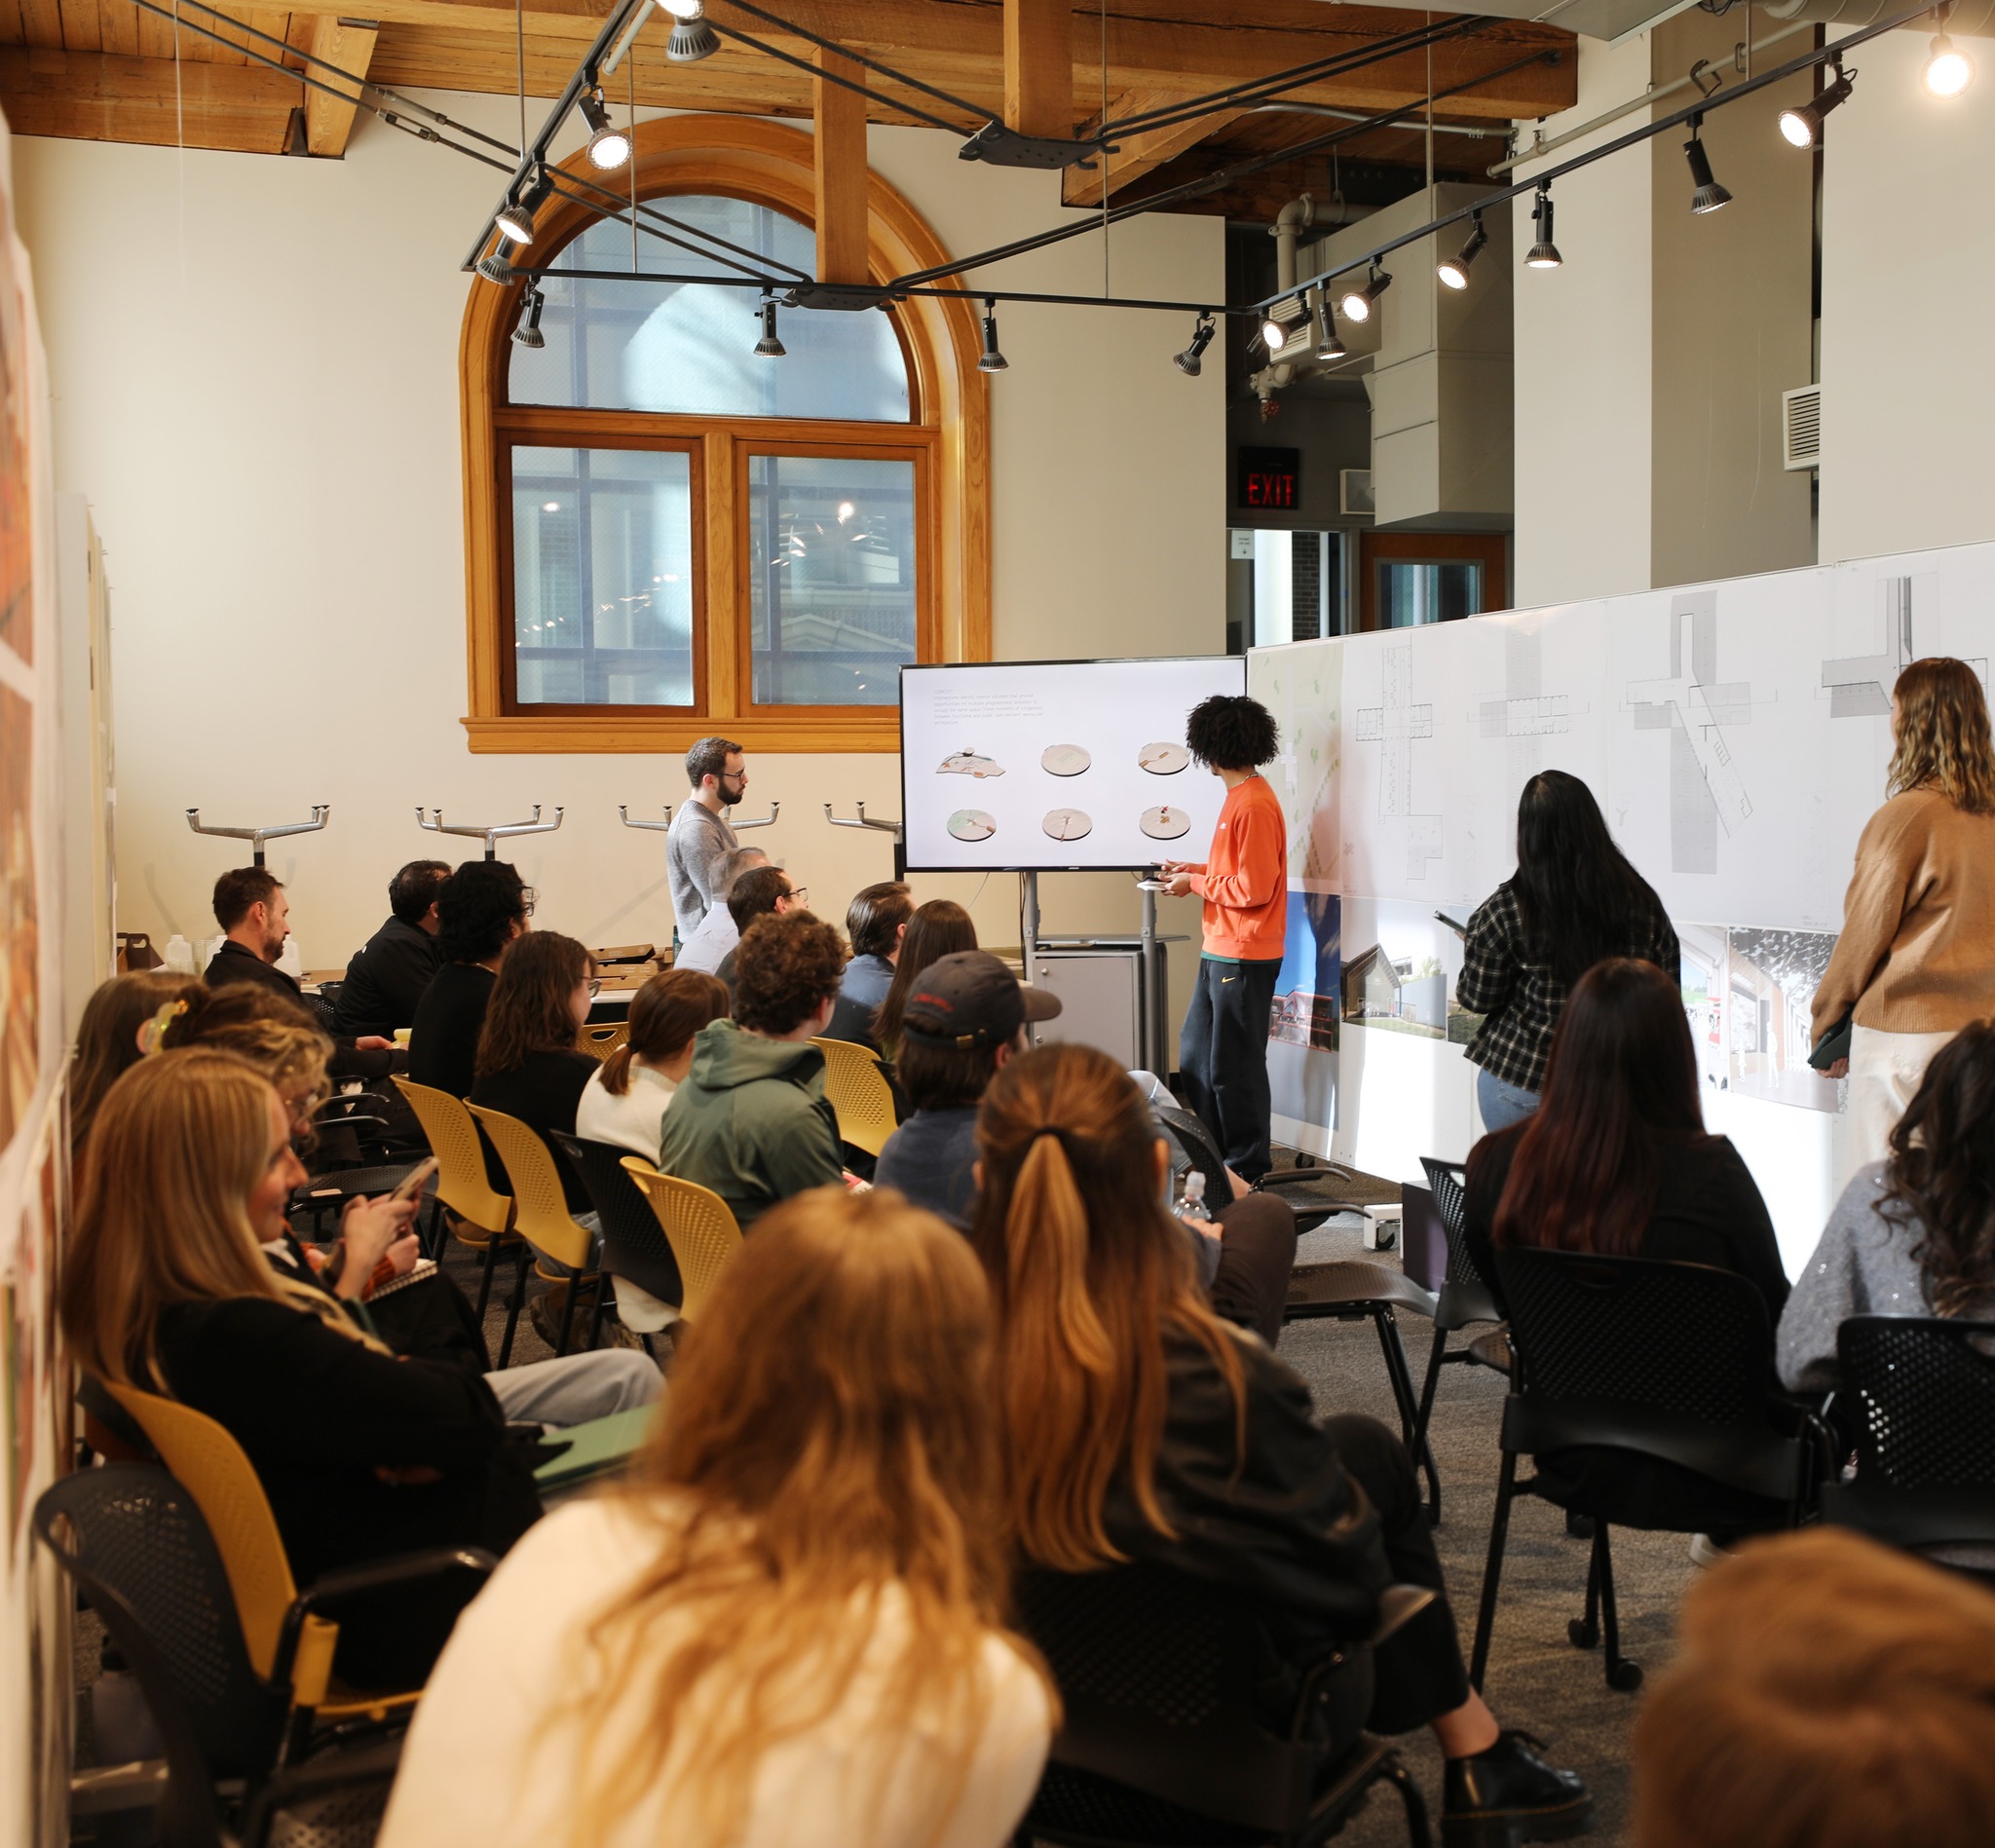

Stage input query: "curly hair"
[
  {"left": 157, "top": 982, "right": 333, "bottom": 1125},
  {"left": 733, "top": 911, "right": 847, "bottom": 1037},
  {"left": 1877, "top": 1020, "right": 1995, "bottom": 1316},
  {"left": 436, "top": 860, "right": 527, "bottom": 963},
  {"left": 1888, "top": 658, "right": 1995, "bottom": 816},
  {"left": 1185, "top": 694, "right": 1279, "bottom": 772},
  {"left": 475, "top": 931, "right": 594, "bottom": 1077}
]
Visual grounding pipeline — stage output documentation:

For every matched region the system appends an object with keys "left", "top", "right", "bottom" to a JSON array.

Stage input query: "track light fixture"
[
  {"left": 580, "top": 87, "right": 632, "bottom": 169},
  {"left": 1926, "top": 6, "right": 1974, "bottom": 94},
  {"left": 1437, "top": 212, "right": 1487, "bottom": 290},
  {"left": 1683, "top": 117, "right": 1732, "bottom": 214},
  {"left": 1260, "top": 303, "right": 1298, "bottom": 355},
  {"left": 494, "top": 165, "right": 553, "bottom": 245},
  {"left": 1311, "top": 289, "right": 1346, "bottom": 361},
  {"left": 661, "top": 0, "right": 720, "bottom": 63},
  {"left": 754, "top": 293, "right": 786, "bottom": 358},
  {"left": 512, "top": 287, "right": 546, "bottom": 349},
  {"left": 475, "top": 240, "right": 516, "bottom": 283},
  {"left": 1338, "top": 265, "right": 1391, "bottom": 323},
  {"left": 1779, "top": 57, "right": 1855, "bottom": 147},
  {"left": 978, "top": 298, "right": 1008, "bottom": 372},
  {"left": 1174, "top": 313, "right": 1216, "bottom": 377},
  {"left": 1525, "top": 184, "right": 1562, "bottom": 269}
]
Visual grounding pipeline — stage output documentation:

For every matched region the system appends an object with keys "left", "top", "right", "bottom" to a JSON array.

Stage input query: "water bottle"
[
  {"left": 1173, "top": 1170, "right": 1215, "bottom": 1226},
  {"left": 161, "top": 933, "right": 196, "bottom": 974}
]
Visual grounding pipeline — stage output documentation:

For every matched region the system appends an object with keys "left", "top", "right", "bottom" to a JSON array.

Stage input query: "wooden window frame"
[
  {"left": 1355, "top": 531, "right": 1508, "bottom": 632},
  {"left": 460, "top": 116, "right": 991, "bottom": 755}
]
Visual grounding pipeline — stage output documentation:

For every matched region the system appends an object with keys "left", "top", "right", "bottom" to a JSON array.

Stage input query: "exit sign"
[{"left": 1238, "top": 447, "right": 1299, "bottom": 510}]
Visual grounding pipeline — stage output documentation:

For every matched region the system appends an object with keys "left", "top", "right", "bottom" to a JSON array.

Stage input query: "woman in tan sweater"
[{"left": 1814, "top": 657, "right": 1995, "bottom": 1168}]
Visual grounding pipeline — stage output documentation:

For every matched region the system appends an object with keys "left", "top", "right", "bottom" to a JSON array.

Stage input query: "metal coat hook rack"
[
  {"left": 824, "top": 802, "right": 906, "bottom": 880},
  {"left": 416, "top": 805, "right": 565, "bottom": 859},
  {"left": 617, "top": 804, "right": 673, "bottom": 831},
  {"left": 732, "top": 802, "right": 780, "bottom": 830},
  {"left": 185, "top": 806, "right": 330, "bottom": 869}
]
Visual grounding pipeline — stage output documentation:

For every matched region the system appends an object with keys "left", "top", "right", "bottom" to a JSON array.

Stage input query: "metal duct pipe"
[{"left": 1758, "top": 0, "right": 1995, "bottom": 33}]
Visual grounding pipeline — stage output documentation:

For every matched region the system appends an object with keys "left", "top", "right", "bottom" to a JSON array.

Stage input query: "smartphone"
[{"left": 388, "top": 1156, "right": 439, "bottom": 1203}]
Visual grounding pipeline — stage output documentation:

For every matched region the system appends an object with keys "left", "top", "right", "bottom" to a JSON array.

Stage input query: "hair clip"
[{"left": 137, "top": 997, "right": 191, "bottom": 1057}]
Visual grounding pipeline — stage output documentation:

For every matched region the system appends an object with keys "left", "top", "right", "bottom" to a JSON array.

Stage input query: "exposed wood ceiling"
[{"left": 0, "top": 0, "right": 1573, "bottom": 216}]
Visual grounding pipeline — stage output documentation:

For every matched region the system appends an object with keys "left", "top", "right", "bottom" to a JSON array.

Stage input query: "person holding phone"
[
  {"left": 1812, "top": 658, "right": 1995, "bottom": 1168},
  {"left": 1160, "top": 695, "right": 1288, "bottom": 1183}
]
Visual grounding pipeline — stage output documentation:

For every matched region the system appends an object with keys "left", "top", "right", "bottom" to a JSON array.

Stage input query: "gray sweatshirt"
[
  {"left": 1777, "top": 1163, "right": 1995, "bottom": 1392},
  {"left": 665, "top": 802, "right": 738, "bottom": 940}
]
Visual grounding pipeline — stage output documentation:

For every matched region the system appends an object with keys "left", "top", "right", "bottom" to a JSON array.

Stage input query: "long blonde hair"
[
  {"left": 158, "top": 982, "right": 333, "bottom": 1122},
  {"left": 969, "top": 1041, "right": 1245, "bottom": 1571},
  {"left": 1889, "top": 658, "right": 1995, "bottom": 815},
  {"left": 58, "top": 1049, "right": 376, "bottom": 1390},
  {"left": 563, "top": 1187, "right": 1048, "bottom": 1848},
  {"left": 69, "top": 970, "right": 204, "bottom": 1158}
]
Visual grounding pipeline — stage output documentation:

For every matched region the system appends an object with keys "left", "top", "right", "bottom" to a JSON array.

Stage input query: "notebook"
[{"left": 533, "top": 1405, "right": 660, "bottom": 1490}]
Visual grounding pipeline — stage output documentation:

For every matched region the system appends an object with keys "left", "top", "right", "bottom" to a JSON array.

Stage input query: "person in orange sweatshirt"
[{"left": 1160, "top": 694, "right": 1288, "bottom": 1182}]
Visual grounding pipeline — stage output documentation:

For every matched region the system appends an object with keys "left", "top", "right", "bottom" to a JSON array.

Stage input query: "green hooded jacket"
[{"left": 656, "top": 1019, "right": 844, "bottom": 1228}]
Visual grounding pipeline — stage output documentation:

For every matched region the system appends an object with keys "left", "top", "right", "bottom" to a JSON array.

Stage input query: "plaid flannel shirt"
[{"left": 1458, "top": 881, "right": 1680, "bottom": 1094}]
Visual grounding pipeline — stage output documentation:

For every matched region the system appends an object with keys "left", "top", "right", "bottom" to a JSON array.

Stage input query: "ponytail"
[
  {"left": 598, "top": 1044, "right": 638, "bottom": 1098},
  {"left": 598, "top": 967, "right": 731, "bottom": 1098}
]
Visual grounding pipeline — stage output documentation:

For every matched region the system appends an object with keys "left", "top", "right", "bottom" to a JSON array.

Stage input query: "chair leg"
[
  {"left": 1373, "top": 1308, "right": 1442, "bottom": 1525},
  {"left": 1568, "top": 1525, "right": 1602, "bottom": 1649},
  {"left": 1469, "top": 1450, "right": 1519, "bottom": 1692},
  {"left": 554, "top": 1274, "right": 584, "bottom": 1358},
  {"left": 1596, "top": 1523, "right": 1642, "bottom": 1691},
  {"left": 496, "top": 1245, "right": 529, "bottom": 1370},
  {"left": 587, "top": 1278, "right": 613, "bottom": 1351},
  {"left": 422, "top": 1195, "right": 444, "bottom": 1262},
  {"left": 1377, "top": 1752, "right": 1434, "bottom": 1848},
  {"left": 473, "top": 1233, "right": 502, "bottom": 1323},
  {"left": 1411, "top": 1323, "right": 1450, "bottom": 1464}
]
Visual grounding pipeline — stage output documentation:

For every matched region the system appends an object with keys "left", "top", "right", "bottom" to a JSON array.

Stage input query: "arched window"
[{"left": 460, "top": 117, "right": 990, "bottom": 754}]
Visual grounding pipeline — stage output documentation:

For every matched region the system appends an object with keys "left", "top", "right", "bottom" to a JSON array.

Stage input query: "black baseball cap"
[{"left": 901, "top": 951, "right": 1062, "bottom": 1050}]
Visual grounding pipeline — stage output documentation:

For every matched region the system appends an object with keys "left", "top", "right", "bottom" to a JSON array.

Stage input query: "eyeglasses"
[
  {"left": 720, "top": 767, "right": 748, "bottom": 785},
  {"left": 519, "top": 886, "right": 538, "bottom": 918},
  {"left": 586, "top": 979, "right": 602, "bottom": 1000},
  {"left": 787, "top": 886, "right": 808, "bottom": 907}
]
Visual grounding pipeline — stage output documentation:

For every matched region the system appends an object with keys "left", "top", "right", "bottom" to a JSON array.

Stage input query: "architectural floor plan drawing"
[
  {"left": 1822, "top": 576, "right": 1916, "bottom": 718},
  {"left": 1353, "top": 644, "right": 1443, "bottom": 879},
  {"left": 1625, "top": 590, "right": 1758, "bottom": 876}
]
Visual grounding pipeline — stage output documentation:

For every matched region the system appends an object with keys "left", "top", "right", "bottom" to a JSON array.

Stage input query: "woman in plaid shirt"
[{"left": 1459, "top": 772, "right": 1677, "bottom": 1131}]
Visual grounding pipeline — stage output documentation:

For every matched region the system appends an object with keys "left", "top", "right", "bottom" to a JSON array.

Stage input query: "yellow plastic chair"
[
  {"left": 809, "top": 1037, "right": 899, "bottom": 1159},
  {"left": 577, "top": 1022, "right": 629, "bottom": 1062},
  {"left": 102, "top": 1381, "right": 490, "bottom": 1735},
  {"left": 467, "top": 1104, "right": 603, "bottom": 1359},
  {"left": 621, "top": 1158, "right": 744, "bottom": 1324},
  {"left": 395, "top": 1077, "right": 519, "bottom": 1330}
]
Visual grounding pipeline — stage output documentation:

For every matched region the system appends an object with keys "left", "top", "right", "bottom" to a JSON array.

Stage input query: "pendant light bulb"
[
  {"left": 1311, "top": 289, "right": 1346, "bottom": 361},
  {"left": 476, "top": 241, "right": 516, "bottom": 283},
  {"left": 1525, "top": 185, "right": 1562, "bottom": 269},
  {"left": 1174, "top": 312, "right": 1216, "bottom": 377},
  {"left": 1338, "top": 264, "right": 1392, "bottom": 323},
  {"left": 1260, "top": 312, "right": 1292, "bottom": 355},
  {"left": 580, "top": 89, "right": 631, "bottom": 169},
  {"left": 1684, "top": 119, "right": 1733, "bottom": 213},
  {"left": 1778, "top": 60, "right": 1855, "bottom": 148},
  {"left": 1437, "top": 213, "right": 1487, "bottom": 290},
  {"left": 977, "top": 298, "right": 1008, "bottom": 373},
  {"left": 666, "top": 13, "right": 720, "bottom": 60},
  {"left": 512, "top": 287, "right": 546, "bottom": 349},
  {"left": 754, "top": 294, "right": 786, "bottom": 358},
  {"left": 657, "top": 0, "right": 701, "bottom": 15},
  {"left": 1926, "top": 31, "right": 1973, "bottom": 94}
]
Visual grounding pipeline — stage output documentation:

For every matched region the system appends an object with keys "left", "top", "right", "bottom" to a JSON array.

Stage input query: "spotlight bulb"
[
  {"left": 656, "top": 0, "right": 701, "bottom": 15},
  {"left": 1926, "top": 32, "right": 1973, "bottom": 94},
  {"left": 1174, "top": 313, "right": 1216, "bottom": 377},
  {"left": 1525, "top": 187, "right": 1562, "bottom": 269},
  {"left": 1311, "top": 291, "right": 1346, "bottom": 361},
  {"left": 580, "top": 90, "right": 631, "bottom": 169},
  {"left": 754, "top": 296, "right": 786, "bottom": 358},
  {"left": 666, "top": 14, "right": 719, "bottom": 61},
  {"left": 1778, "top": 65, "right": 1854, "bottom": 148},
  {"left": 1437, "top": 215, "right": 1487, "bottom": 290},
  {"left": 1338, "top": 265, "right": 1392, "bottom": 323},
  {"left": 495, "top": 202, "right": 536, "bottom": 245},
  {"left": 476, "top": 244, "right": 516, "bottom": 283},
  {"left": 1260, "top": 314, "right": 1293, "bottom": 355},
  {"left": 1684, "top": 128, "right": 1732, "bottom": 214},
  {"left": 512, "top": 288, "right": 546, "bottom": 349},
  {"left": 978, "top": 298, "right": 1008, "bottom": 373}
]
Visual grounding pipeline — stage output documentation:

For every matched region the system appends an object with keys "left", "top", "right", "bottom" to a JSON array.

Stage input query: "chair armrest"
[
  {"left": 272, "top": 1547, "right": 497, "bottom": 1691},
  {"left": 240, "top": 1740, "right": 405, "bottom": 1848}
]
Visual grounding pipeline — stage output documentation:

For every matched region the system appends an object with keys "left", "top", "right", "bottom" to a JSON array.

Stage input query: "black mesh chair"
[
  {"left": 32, "top": 1465, "right": 462, "bottom": 1848},
  {"left": 1821, "top": 1314, "right": 1995, "bottom": 1557},
  {"left": 1015, "top": 1562, "right": 1434, "bottom": 1848},
  {"left": 1409, "top": 1159, "right": 1511, "bottom": 1497},
  {"left": 295, "top": 1092, "right": 438, "bottom": 1245},
  {"left": 1470, "top": 1249, "right": 1827, "bottom": 1695},
  {"left": 552, "top": 1131, "right": 683, "bottom": 1355}
]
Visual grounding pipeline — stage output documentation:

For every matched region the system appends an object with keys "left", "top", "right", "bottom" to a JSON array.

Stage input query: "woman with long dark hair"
[
  {"left": 1459, "top": 771, "right": 1676, "bottom": 1131},
  {"left": 975, "top": 1040, "right": 1593, "bottom": 1843},
  {"left": 873, "top": 899, "right": 978, "bottom": 1063},
  {"left": 1813, "top": 657, "right": 1995, "bottom": 1167},
  {"left": 1779, "top": 1019, "right": 1995, "bottom": 1393}
]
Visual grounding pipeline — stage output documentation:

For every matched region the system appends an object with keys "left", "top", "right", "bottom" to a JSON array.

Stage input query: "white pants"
[
  {"left": 484, "top": 1349, "right": 660, "bottom": 1428},
  {"left": 1846, "top": 1024, "right": 1957, "bottom": 1172}
]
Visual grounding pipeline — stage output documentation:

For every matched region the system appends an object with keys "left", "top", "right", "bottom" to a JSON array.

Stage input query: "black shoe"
[{"left": 1443, "top": 1730, "right": 1594, "bottom": 1848}]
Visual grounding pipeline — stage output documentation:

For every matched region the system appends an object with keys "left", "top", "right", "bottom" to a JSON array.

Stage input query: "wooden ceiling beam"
[
  {"left": 1002, "top": 0, "right": 1070, "bottom": 137},
  {"left": 0, "top": 43, "right": 297, "bottom": 148},
  {"left": 303, "top": 14, "right": 375, "bottom": 152},
  {"left": 1063, "top": 88, "right": 1249, "bottom": 208},
  {"left": 812, "top": 45, "right": 866, "bottom": 283}
]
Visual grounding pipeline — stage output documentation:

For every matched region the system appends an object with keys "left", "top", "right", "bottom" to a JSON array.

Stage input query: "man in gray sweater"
[{"left": 666, "top": 735, "right": 747, "bottom": 940}]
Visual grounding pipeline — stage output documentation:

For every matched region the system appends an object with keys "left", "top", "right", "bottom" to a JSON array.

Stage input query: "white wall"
[
  {"left": 1511, "top": 37, "right": 1655, "bottom": 607},
  {"left": 1818, "top": 28, "right": 1995, "bottom": 563},
  {"left": 12, "top": 95, "right": 1222, "bottom": 979}
]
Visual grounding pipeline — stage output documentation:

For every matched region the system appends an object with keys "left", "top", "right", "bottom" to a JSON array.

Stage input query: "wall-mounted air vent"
[
  {"left": 1340, "top": 469, "right": 1375, "bottom": 516},
  {"left": 1782, "top": 385, "right": 1822, "bottom": 471}
]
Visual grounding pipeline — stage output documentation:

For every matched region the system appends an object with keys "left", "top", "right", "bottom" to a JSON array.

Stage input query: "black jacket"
[
  {"left": 203, "top": 942, "right": 396, "bottom": 1083},
  {"left": 333, "top": 918, "right": 442, "bottom": 1038},
  {"left": 406, "top": 963, "right": 497, "bottom": 1100},
  {"left": 154, "top": 1296, "right": 540, "bottom": 1688},
  {"left": 468, "top": 1049, "right": 598, "bottom": 1215}
]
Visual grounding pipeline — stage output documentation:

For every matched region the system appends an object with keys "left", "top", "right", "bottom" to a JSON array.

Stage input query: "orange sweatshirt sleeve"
[{"left": 1191, "top": 798, "right": 1286, "bottom": 914}]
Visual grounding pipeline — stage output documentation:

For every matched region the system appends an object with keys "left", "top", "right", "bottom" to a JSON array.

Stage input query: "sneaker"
[
  {"left": 1443, "top": 1730, "right": 1594, "bottom": 1847},
  {"left": 1688, "top": 1532, "right": 1727, "bottom": 1568}
]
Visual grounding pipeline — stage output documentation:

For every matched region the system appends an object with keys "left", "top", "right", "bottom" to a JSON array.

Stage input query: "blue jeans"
[{"left": 1476, "top": 1066, "right": 1540, "bottom": 1134}]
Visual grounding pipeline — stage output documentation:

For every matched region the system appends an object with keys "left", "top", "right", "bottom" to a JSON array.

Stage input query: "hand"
[
  {"left": 1823, "top": 1057, "right": 1849, "bottom": 1080},
  {"left": 355, "top": 1036, "right": 393, "bottom": 1051},
  {"left": 1163, "top": 873, "right": 1195, "bottom": 898},
  {"left": 336, "top": 1193, "right": 419, "bottom": 1298},
  {"left": 382, "top": 1233, "right": 422, "bottom": 1279}
]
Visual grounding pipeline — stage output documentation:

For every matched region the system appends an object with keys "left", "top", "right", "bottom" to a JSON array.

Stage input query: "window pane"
[
  {"left": 1376, "top": 560, "right": 1482, "bottom": 627},
  {"left": 748, "top": 456, "right": 917, "bottom": 707},
  {"left": 511, "top": 446, "right": 695, "bottom": 707},
  {"left": 508, "top": 196, "right": 910, "bottom": 422}
]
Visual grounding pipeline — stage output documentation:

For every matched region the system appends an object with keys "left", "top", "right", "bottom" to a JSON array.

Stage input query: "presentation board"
[{"left": 901, "top": 657, "right": 1247, "bottom": 871}]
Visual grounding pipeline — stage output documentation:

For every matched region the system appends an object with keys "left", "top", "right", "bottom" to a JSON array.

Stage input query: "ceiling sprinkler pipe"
[
  {"left": 1271, "top": 193, "right": 1315, "bottom": 296},
  {"left": 1757, "top": 0, "right": 1995, "bottom": 32}
]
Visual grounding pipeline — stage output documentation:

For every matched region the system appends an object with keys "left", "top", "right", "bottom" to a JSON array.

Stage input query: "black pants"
[
  {"left": 1179, "top": 955, "right": 1282, "bottom": 1182},
  {"left": 1207, "top": 1193, "right": 1298, "bottom": 1349},
  {"left": 1322, "top": 1413, "right": 1472, "bottom": 1736}
]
